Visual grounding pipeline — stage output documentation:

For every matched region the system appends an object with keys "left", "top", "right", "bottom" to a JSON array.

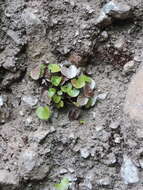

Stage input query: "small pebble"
[
  {"left": 95, "top": 125, "right": 103, "bottom": 132},
  {"left": 25, "top": 117, "right": 33, "bottom": 126},
  {"left": 121, "top": 155, "right": 139, "bottom": 184},
  {"left": 114, "top": 134, "right": 121, "bottom": 143},
  {"left": 109, "top": 121, "right": 120, "bottom": 129},
  {"left": 123, "top": 60, "right": 135, "bottom": 74},
  {"left": 80, "top": 148, "right": 90, "bottom": 159},
  {"left": 97, "top": 92, "right": 108, "bottom": 100},
  {"left": 96, "top": 1, "right": 132, "bottom": 27},
  {"left": 19, "top": 110, "right": 24, "bottom": 116},
  {"left": 96, "top": 176, "right": 112, "bottom": 187},
  {"left": 101, "top": 31, "right": 108, "bottom": 41},
  {"left": 0, "top": 96, "right": 4, "bottom": 107},
  {"left": 104, "top": 153, "right": 116, "bottom": 166},
  {"left": 68, "top": 168, "right": 75, "bottom": 174},
  {"left": 83, "top": 179, "right": 92, "bottom": 189},
  {"left": 30, "top": 130, "right": 50, "bottom": 143},
  {"left": 114, "top": 37, "right": 125, "bottom": 50},
  {"left": 134, "top": 55, "right": 142, "bottom": 62},
  {"left": 92, "top": 112, "right": 96, "bottom": 120},
  {"left": 22, "top": 95, "right": 38, "bottom": 107},
  {"left": 59, "top": 168, "right": 68, "bottom": 174}
]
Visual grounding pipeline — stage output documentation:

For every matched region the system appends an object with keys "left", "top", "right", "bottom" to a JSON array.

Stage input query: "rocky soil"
[{"left": 0, "top": 0, "right": 143, "bottom": 189}]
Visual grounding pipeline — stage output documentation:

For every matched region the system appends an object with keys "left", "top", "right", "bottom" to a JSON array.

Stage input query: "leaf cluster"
[{"left": 30, "top": 63, "right": 97, "bottom": 120}]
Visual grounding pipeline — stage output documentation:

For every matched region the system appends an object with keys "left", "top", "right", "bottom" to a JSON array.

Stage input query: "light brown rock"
[{"left": 124, "top": 66, "right": 143, "bottom": 122}]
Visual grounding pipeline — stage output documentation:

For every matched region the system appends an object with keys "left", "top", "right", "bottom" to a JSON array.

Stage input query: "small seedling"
[
  {"left": 30, "top": 62, "right": 105, "bottom": 120},
  {"left": 54, "top": 178, "right": 70, "bottom": 190},
  {"left": 36, "top": 106, "right": 51, "bottom": 120}
]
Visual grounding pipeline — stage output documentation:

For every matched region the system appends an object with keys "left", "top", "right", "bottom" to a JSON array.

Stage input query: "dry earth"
[{"left": 0, "top": 0, "right": 143, "bottom": 189}]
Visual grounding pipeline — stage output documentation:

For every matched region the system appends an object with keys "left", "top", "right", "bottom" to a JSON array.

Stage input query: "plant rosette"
[{"left": 30, "top": 62, "right": 106, "bottom": 120}]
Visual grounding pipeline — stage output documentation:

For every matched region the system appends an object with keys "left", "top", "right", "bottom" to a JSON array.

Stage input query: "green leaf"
[
  {"left": 53, "top": 95, "right": 61, "bottom": 104},
  {"left": 61, "top": 83, "right": 79, "bottom": 97},
  {"left": 51, "top": 76, "right": 62, "bottom": 86},
  {"left": 71, "top": 78, "right": 85, "bottom": 89},
  {"left": 56, "top": 100, "right": 64, "bottom": 109},
  {"left": 61, "top": 86, "right": 67, "bottom": 93},
  {"left": 67, "top": 88, "right": 80, "bottom": 97},
  {"left": 36, "top": 106, "right": 51, "bottom": 120},
  {"left": 79, "top": 119, "right": 85, "bottom": 124},
  {"left": 80, "top": 74, "right": 91, "bottom": 83},
  {"left": 54, "top": 178, "right": 69, "bottom": 190},
  {"left": 48, "top": 88, "right": 56, "bottom": 98},
  {"left": 71, "top": 76, "right": 85, "bottom": 88},
  {"left": 73, "top": 101, "right": 80, "bottom": 107},
  {"left": 61, "top": 83, "right": 72, "bottom": 93},
  {"left": 71, "top": 75, "right": 91, "bottom": 89},
  {"left": 48, "top": 64, "right": 61, "bottom": 73}
]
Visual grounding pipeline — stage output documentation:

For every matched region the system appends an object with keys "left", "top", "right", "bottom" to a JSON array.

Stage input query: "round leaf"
[
  {"left": 54, "top": 178, "right": 69, "bottom": 190},
  {"left": 51, "top": 76, "right": 62, "bottom": 86},
  {"left": 71, "top": 78, "right": 85, "bottom": 89},
  {"left": 56, "top": 100, "right": 64, "bottom": 109},
  {"left": 67, "top": 88, "right": 80, "bottom": 97},
  {"left": 47, "top": 88, "right": 56, "bottom": 98},
  {"left": 36, "top": 106, "right": 51, "bottom": 120},
  {"left": 48, "top": 64, "right": 61, "bottom": 73},
  {"left": 71, "top": 75, "right": 91, "bottom": 89},
  {"left": 53, "top": 95, "right": 61, "bottom": 104},
  {"left": 81, "top": 74, "right": 91, "bottom": 83},
  {"left": 61, "top": 83, "right": 72, "bottom": 93}
]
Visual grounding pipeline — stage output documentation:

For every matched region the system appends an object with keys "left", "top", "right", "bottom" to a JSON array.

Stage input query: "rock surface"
[
  {"left": 0, "top": 170, "right": 19, "bottom": 189},
  {"left": 0, "top": 0, "right": 142, "bottom": 189},
  {"left": 18, "top": 148, "right": 38, "bottom": 179},
  {"left": 124, "top": 66, "right": 143, "bottom": 122},
  {"left": 123, "top": 60, "right": 135, "bottom": 74},
  {"left": 103, "top": 1, "right": 131, "bottom": 19},
  {"left": 96, "top": 1, "right": 132, "bottom": 26},
  {"left": 80, "top": 148, "right": 90, "bottom": 159},
  {"left": 96, "top": 176, "right": 112, "bottom": 187},
  {"left": 18, "top": 148, "right": 50, "bottom": 180},
  {"left": 120, "top": 155, "right": 139, "bottom": 184}
]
